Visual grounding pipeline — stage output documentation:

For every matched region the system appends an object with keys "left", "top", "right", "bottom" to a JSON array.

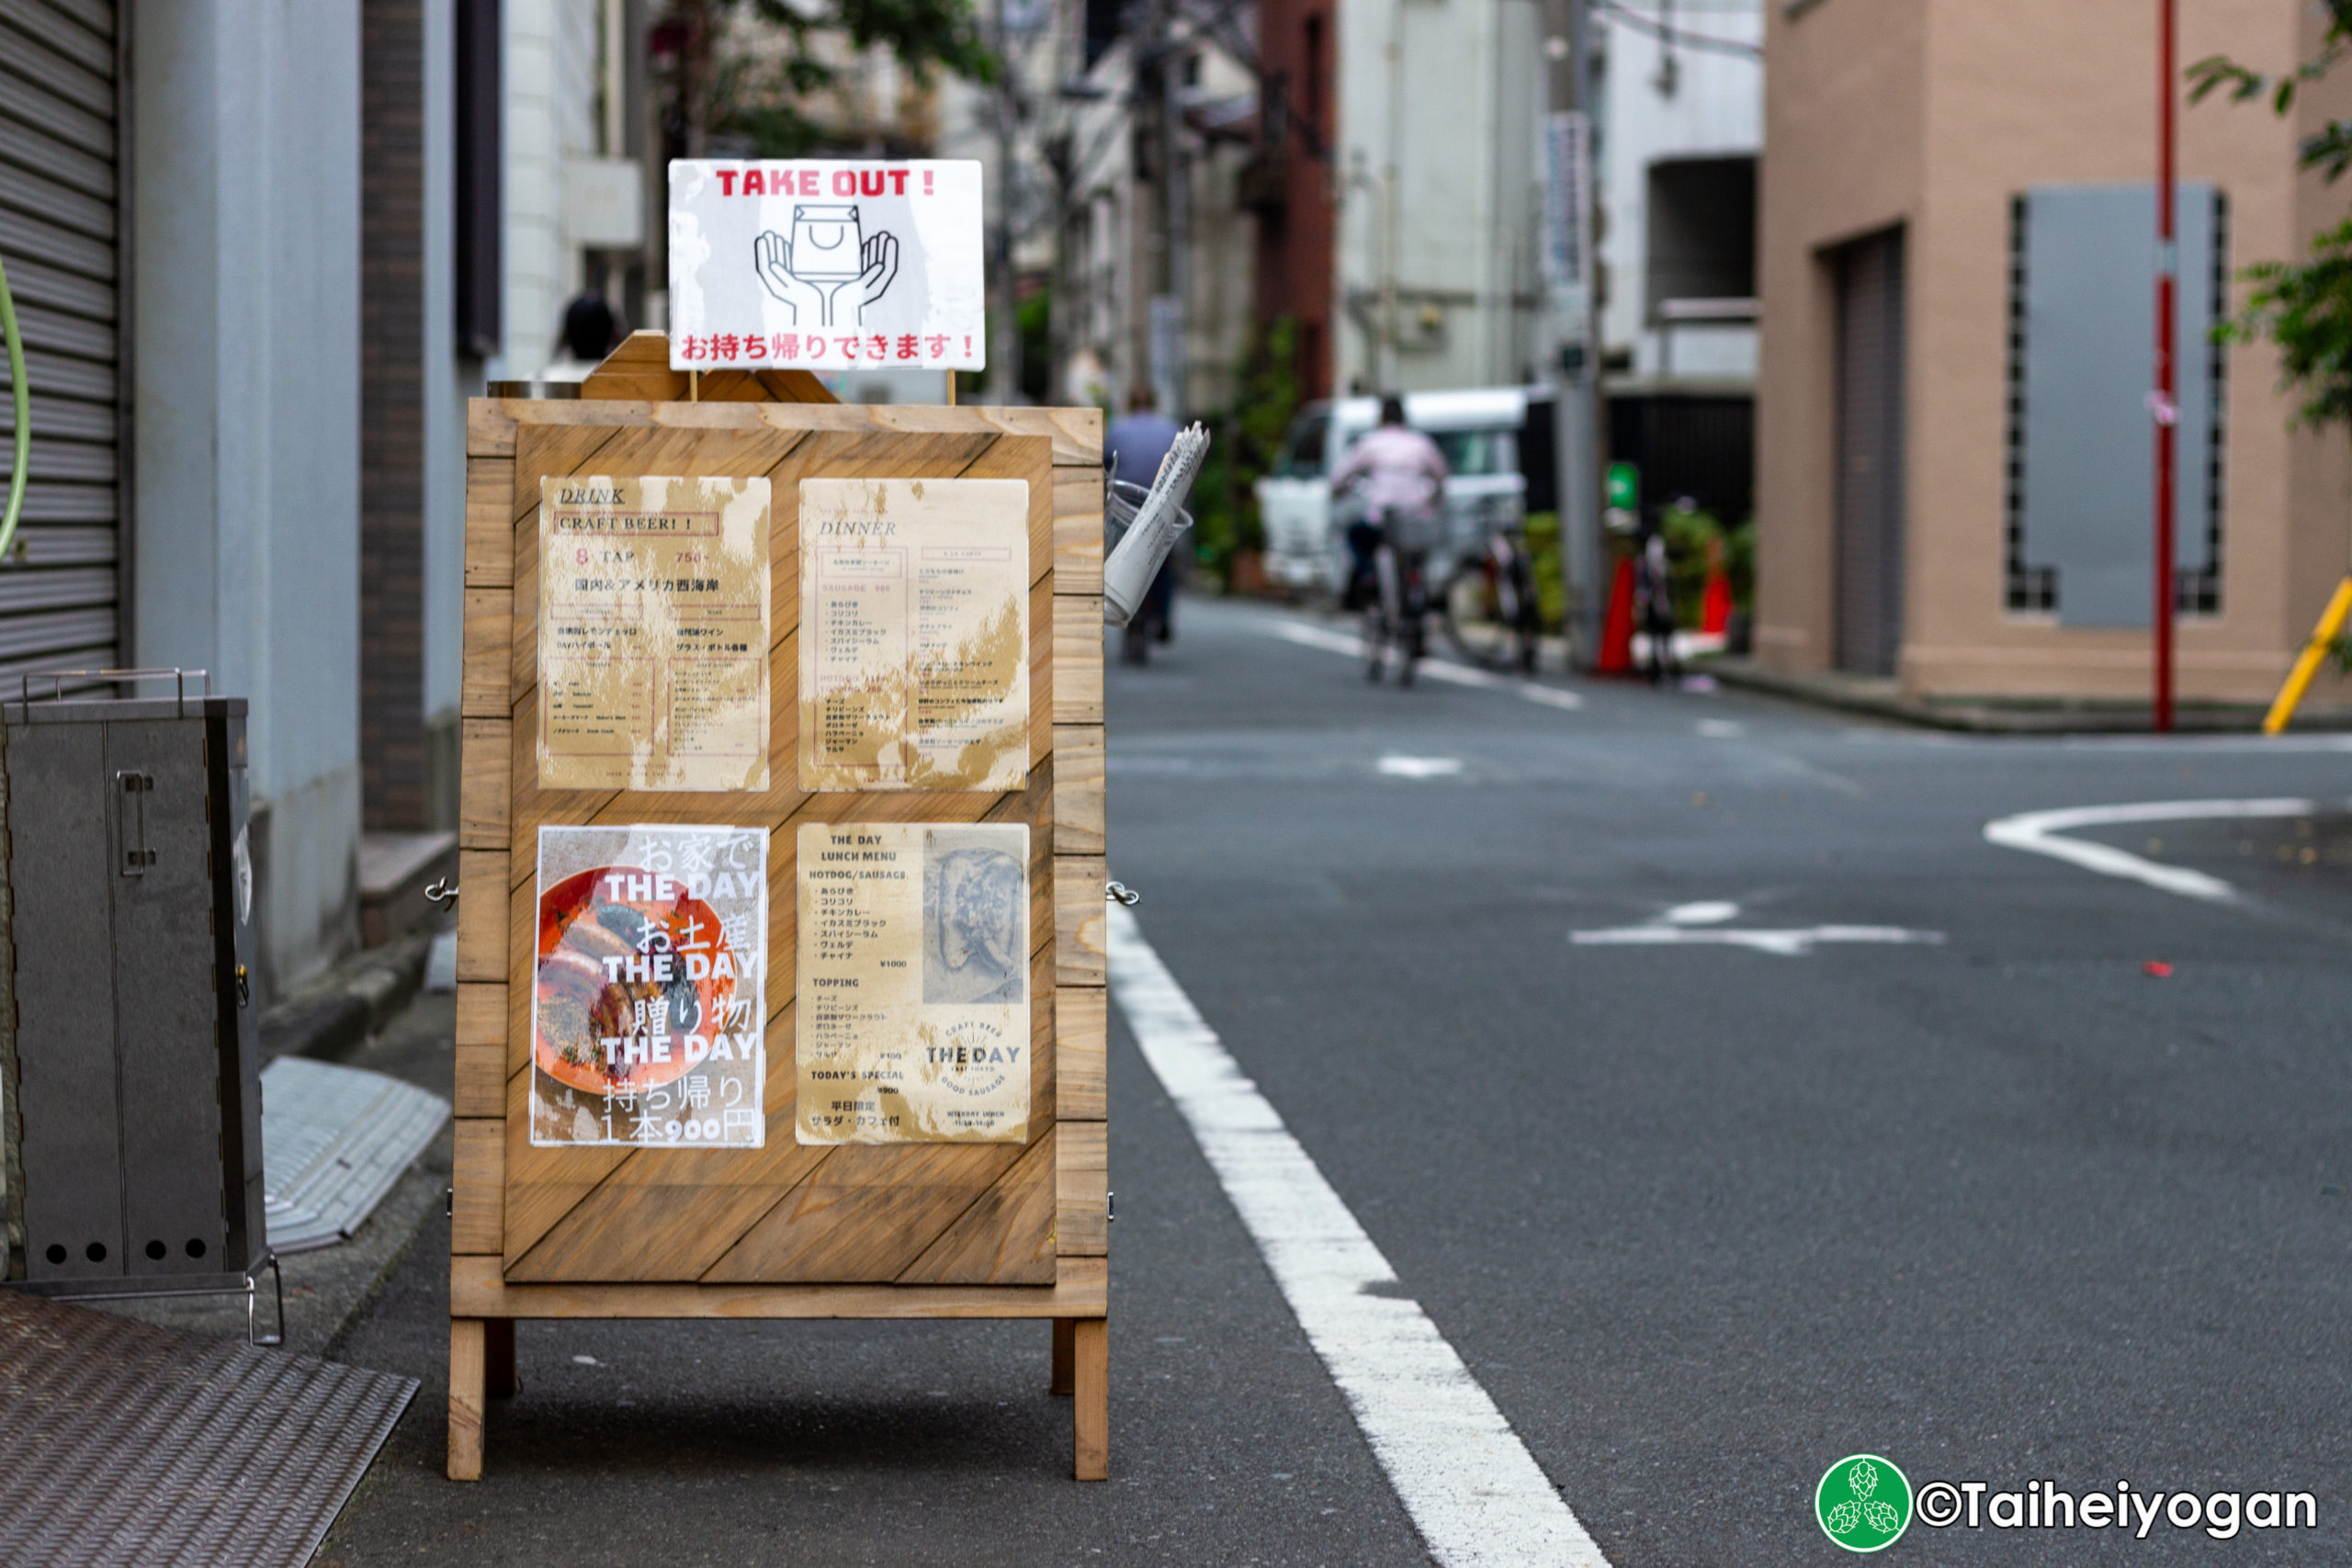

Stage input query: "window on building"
[
  {"left": 2004, "top": 186, "right": 2226, "bottom": 621},
  {"left": 1645, "top": 155, "right": 1757, "bottom": 314}
]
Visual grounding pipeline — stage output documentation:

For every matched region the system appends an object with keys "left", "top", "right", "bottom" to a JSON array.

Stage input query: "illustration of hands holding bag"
[{"left": 754, "top": 205, "right": 900, "bottom": 327}]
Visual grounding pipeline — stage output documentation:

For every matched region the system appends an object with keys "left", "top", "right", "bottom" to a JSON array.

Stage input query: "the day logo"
[{"left": 1815, "top": 1455, "right": 1912, "bottom": 1552}]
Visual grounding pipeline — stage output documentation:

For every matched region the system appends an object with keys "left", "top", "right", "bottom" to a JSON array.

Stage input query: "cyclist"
[{"left": 1333, "top": 394, "right": 1450, "bottom": 682}]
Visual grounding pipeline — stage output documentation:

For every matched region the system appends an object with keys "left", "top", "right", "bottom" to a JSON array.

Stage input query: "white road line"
[
  {"left": 1264, "top": 617, "right": 1587, "bottom": 706},
  {"left": 1982, "top": 797, "right": 2318, "bottom": 903},
  {"left": 1106, "top": 905, "right": 1608, "bottom": 1568},
  {"left": 1378, "top": 754, "right": 1464, "bottom": 778},
  {"left": 1570, "top": 924, "right": 1946, "bottom": 957}
]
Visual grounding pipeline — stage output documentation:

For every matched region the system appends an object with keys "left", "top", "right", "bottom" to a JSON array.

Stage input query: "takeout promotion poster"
[{"left": 667, "top": 159, "right": 985, "bottom": 366}]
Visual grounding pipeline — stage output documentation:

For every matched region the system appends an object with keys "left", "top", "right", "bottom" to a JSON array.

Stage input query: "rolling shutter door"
[
  {"left": 1832, "top": 226, "right": 1905, "bottom": 677},
  {"left": 0, "top": 0, "right": 120, "bottom": 684}
]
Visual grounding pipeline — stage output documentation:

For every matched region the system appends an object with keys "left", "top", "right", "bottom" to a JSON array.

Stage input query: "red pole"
[{"left": 2154, "top": 0, "right": 2177, "bottom": 732}]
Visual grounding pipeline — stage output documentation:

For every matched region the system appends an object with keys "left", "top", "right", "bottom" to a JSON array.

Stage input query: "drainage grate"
[{"left": 0, "top": 1290, "right": 415, "bottom": 1568}]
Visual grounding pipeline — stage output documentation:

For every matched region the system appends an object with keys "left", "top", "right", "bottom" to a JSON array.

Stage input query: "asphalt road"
[{"left": 319, "top": 594, "right": 2352, "bottom": 1565}]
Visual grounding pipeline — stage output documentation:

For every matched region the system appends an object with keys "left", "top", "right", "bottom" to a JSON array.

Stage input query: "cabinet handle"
[{"left": 115, "top": 770, "right": 155, "bottom": 875}]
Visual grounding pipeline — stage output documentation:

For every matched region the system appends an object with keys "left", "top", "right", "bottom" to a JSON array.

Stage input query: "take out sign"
[{"left": 667, "top": 159, "right": 986, "bottom": 373}]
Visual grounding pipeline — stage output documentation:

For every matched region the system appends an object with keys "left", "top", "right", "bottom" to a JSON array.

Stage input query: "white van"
[{"left": 1254, "top": 387, "right": 1553, "bottom": 591}]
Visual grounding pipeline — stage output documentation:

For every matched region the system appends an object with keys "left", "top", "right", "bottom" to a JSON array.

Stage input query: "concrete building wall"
[
  {"left": 1758, "top": 0, "right": 2352, "bottom": 706},
  {"left": 1596, "top": 2, "right": 1761, "bottom": 386},
  {"left": 131, "top": 0, "right": 364, "bottom": 998},
  {"left": 1334, "top": 0, "right": 1542, "bottom": 394}
]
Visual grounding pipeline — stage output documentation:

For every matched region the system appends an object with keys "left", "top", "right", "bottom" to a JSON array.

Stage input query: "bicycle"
[
  {"left": 1440, "top": 523, "right": 1542, "bottom": 673},
  {"left": 1356, "top": 511, "right": 1430, "bottom": 684}
]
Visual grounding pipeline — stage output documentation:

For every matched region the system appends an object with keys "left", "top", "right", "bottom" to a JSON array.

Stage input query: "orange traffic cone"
[
  {"left": 1595, "top": 557, "right": 1636, "bottom": 674},
  {"left": 1699, "top": 538, "right": 1734, "bottom": 637}
]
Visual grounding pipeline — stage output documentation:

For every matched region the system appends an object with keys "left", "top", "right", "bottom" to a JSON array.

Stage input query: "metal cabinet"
[{"left": 0, "top": 680, "right": 266, "bottom": 1297}]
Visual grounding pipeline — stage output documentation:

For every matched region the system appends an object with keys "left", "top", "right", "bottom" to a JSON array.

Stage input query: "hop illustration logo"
[{"left": 1815, "top": 1455, "right": 1912, "bottom": 1552}]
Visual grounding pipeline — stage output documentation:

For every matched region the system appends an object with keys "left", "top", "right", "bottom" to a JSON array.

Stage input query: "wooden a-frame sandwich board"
[{"left": 448, "top": 333, "right": 1109, "bottom": 1480}]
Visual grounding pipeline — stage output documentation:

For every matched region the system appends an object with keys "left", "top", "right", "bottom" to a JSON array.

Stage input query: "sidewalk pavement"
[{"left": 1700, "top": 653, "right": 2352, "bottom": 733}]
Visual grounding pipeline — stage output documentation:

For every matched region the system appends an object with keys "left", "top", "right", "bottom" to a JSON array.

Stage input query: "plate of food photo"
[{"left": 535, "top": 865, "right": 740, "bottom": 1097}]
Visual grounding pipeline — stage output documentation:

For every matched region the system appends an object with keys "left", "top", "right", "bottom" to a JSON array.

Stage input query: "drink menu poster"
[
  {"left": 538, "top": 475, "right": 771, "bottom": 792},
  {"left": 797, "top": 477, "right": 1029, "bottom": 792}
]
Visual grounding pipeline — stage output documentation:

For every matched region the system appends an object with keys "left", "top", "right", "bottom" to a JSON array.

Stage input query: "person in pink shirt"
[{"left": 1333, "top": 395, "right": 1451, "bottom": 681}]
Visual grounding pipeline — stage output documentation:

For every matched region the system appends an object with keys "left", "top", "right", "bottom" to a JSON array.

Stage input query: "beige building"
[{"left": 1758, "top": 0, "right": 2352, "bottom": 707}]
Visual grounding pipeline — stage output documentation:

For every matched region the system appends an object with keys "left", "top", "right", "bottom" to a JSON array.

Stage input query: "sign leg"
[
  {"left": 485, "top": 1317, "right": 518, "bottom": 1398},
  {"left": 1051, "top": 1317, "right": 1077, "bottom": 1394},
  {"left": 448, "top": 1318, "right": 486, "bottom": 1480},
  {"left": 1073, "top": 1317, "right": 1107, "bottom": 1480}
]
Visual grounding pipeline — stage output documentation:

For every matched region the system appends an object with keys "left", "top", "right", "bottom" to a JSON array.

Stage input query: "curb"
[
  {"left": 257, "top": 928, "right": 440, "bottom": 1066},
  {"left": 1698, "top": 656, "right": 2352, "bottom": 736}
]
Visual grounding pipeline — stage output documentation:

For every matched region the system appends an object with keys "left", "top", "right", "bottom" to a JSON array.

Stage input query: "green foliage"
[
  {"left": 2188, "top": 3, "right": 2352, "bottom": 178},
  {"left": 1522, "top": 512, "right": 1566, "bottom": 631},
  {"left": 2223, "top": 220, "right": 2352, "bottom": 428},
  {"left": 2192, "top": 6, "right": 2352, "bottom": 428},
  {"left": 700, "top": 0, "right": 995, "bottom": 158},
  {"left": 1190, "top": 317, "right": 1305, "bottom": 583}
]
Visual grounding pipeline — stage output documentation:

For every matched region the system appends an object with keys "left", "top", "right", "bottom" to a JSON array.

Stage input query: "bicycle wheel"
[
  {"left": 1362, "top": 602, "right": 1386, "bottom": 682},
  {"left": 1440, "top": 559, "right": 1521, "bottom": 671}
]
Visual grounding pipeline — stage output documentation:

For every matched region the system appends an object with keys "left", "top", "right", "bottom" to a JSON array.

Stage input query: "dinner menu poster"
[{"left": 797, "top": 476, "right": 1029, "bottom": 792}]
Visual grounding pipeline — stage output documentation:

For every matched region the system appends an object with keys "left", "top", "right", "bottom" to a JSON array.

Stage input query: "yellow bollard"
[{"left": 2262, "top": 574, "right": 2352, "bottom": 734}]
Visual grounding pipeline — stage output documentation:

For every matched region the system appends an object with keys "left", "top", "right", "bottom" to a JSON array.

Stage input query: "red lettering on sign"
[
  {"left": 717, "top": 170, "right": 738, "bottom": 197},
  {"left": 832, "top": 170, "right": 855, "bottom": 196}
]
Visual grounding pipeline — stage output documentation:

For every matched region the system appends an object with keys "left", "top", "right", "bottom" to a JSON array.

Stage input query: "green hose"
[{"left": 0, "top": 256, "right": 26, "bottom": 564}]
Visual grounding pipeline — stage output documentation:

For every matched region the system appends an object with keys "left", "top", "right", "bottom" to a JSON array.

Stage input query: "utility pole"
[
  {"left": 1149, "top": 0, "right": 1189, "bottom": 416},
  {"left": 2152, "top": 0, "right": 2177, "bottom": 732},
  {"left": 1539, "top": 0, "right": 1602, "bottom": 666},
  {"left": 989, "top": 0, "right": 1024, "bottom": 402}
]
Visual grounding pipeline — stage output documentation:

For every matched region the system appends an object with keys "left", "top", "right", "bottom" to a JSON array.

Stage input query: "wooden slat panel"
[
  {"left": 459, "top": 717, "right": 510, "bottom": 850},
  {"left": 454, "top": 1044, "right": 505, "bottom": 1119},
  {"left": 456, "top": 982, "right": 505, "bottom": 1046},
  {"left": 503, "top": 1069, "right": 634, "bottom": 1263},
  {"left": 505, "top": 1063, "right": 822, "bottom": 1282},
  {"left": 1056, "top": 854, "right": 1107, "bottom": 987},
  {"left": 1031, "top": 943, "right": 1057, "bottom": 1123},
  {"left": 1054, "top": 726, "right": 1103, "bottom": 856},
  {"left": 700, "top": 1144, "right": 1026, "bottom": 1283},
  {"left": 897, "top": 1130, "right": 1057, "bottom": 1284},
  {"left": 470, "top": 390, "right": 1104, "bottom": 467},
  {"left": 1057, "top": 1120, "right": 1108, "bottom": 1257},
  {"left": 1052, "top": 469, "right": 1103, "bottom": 598},
  {"left": 475, "top": 389, "right": 1105, "bottom": 1300},
  {"left": 453, "top": 1119, "right": 505, "bottom": 1254},
  {"left": 1057, "top": 986, "right": 1106, "bottom": 1121},
  {"left": 465, "top": 458, "right": 515, "bottom": 586},
  {"left": 452, "top": 1252, "right": 1106, "bottom": 1318},
  {"left": 462, "top": 587, "right": 511, "bottom": 719},
  {"left": 455, "top": 850, "right": 508, "bottom": 983},
  {"left": 1052, "top": 593, "right": 1104, "bottom": 725}
]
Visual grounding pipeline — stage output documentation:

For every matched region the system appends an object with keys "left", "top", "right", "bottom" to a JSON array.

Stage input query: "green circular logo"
[{"left": 1815, "top": 1454, "right": 1912, "bottom": 1552}]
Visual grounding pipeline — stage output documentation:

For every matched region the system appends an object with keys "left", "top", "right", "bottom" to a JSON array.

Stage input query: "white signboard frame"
[{"left": 668, "top": 159, "right": 987, "bottom": 374}]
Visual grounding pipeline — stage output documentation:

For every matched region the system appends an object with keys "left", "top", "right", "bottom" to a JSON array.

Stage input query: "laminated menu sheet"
[
  {"left": 530, "top": 824, "right": 768, "bottom": 1148},
  {"left": 797, "top": 477, "right": 1029, "bottom": 792},
  {"left": 797, "top": 821, "right": 1030, "bottom": 1144},
  {"left": 538, "top": 475, "right": 772, "bottom": 791}
]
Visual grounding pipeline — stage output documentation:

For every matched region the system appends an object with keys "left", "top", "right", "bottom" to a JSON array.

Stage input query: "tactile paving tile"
[
  {"left": 263, "top": 1059, "right": 449, "bottom": 1254},
  {"left": 0, "top": 1290, "right": 415, "bottom": 1568}
]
